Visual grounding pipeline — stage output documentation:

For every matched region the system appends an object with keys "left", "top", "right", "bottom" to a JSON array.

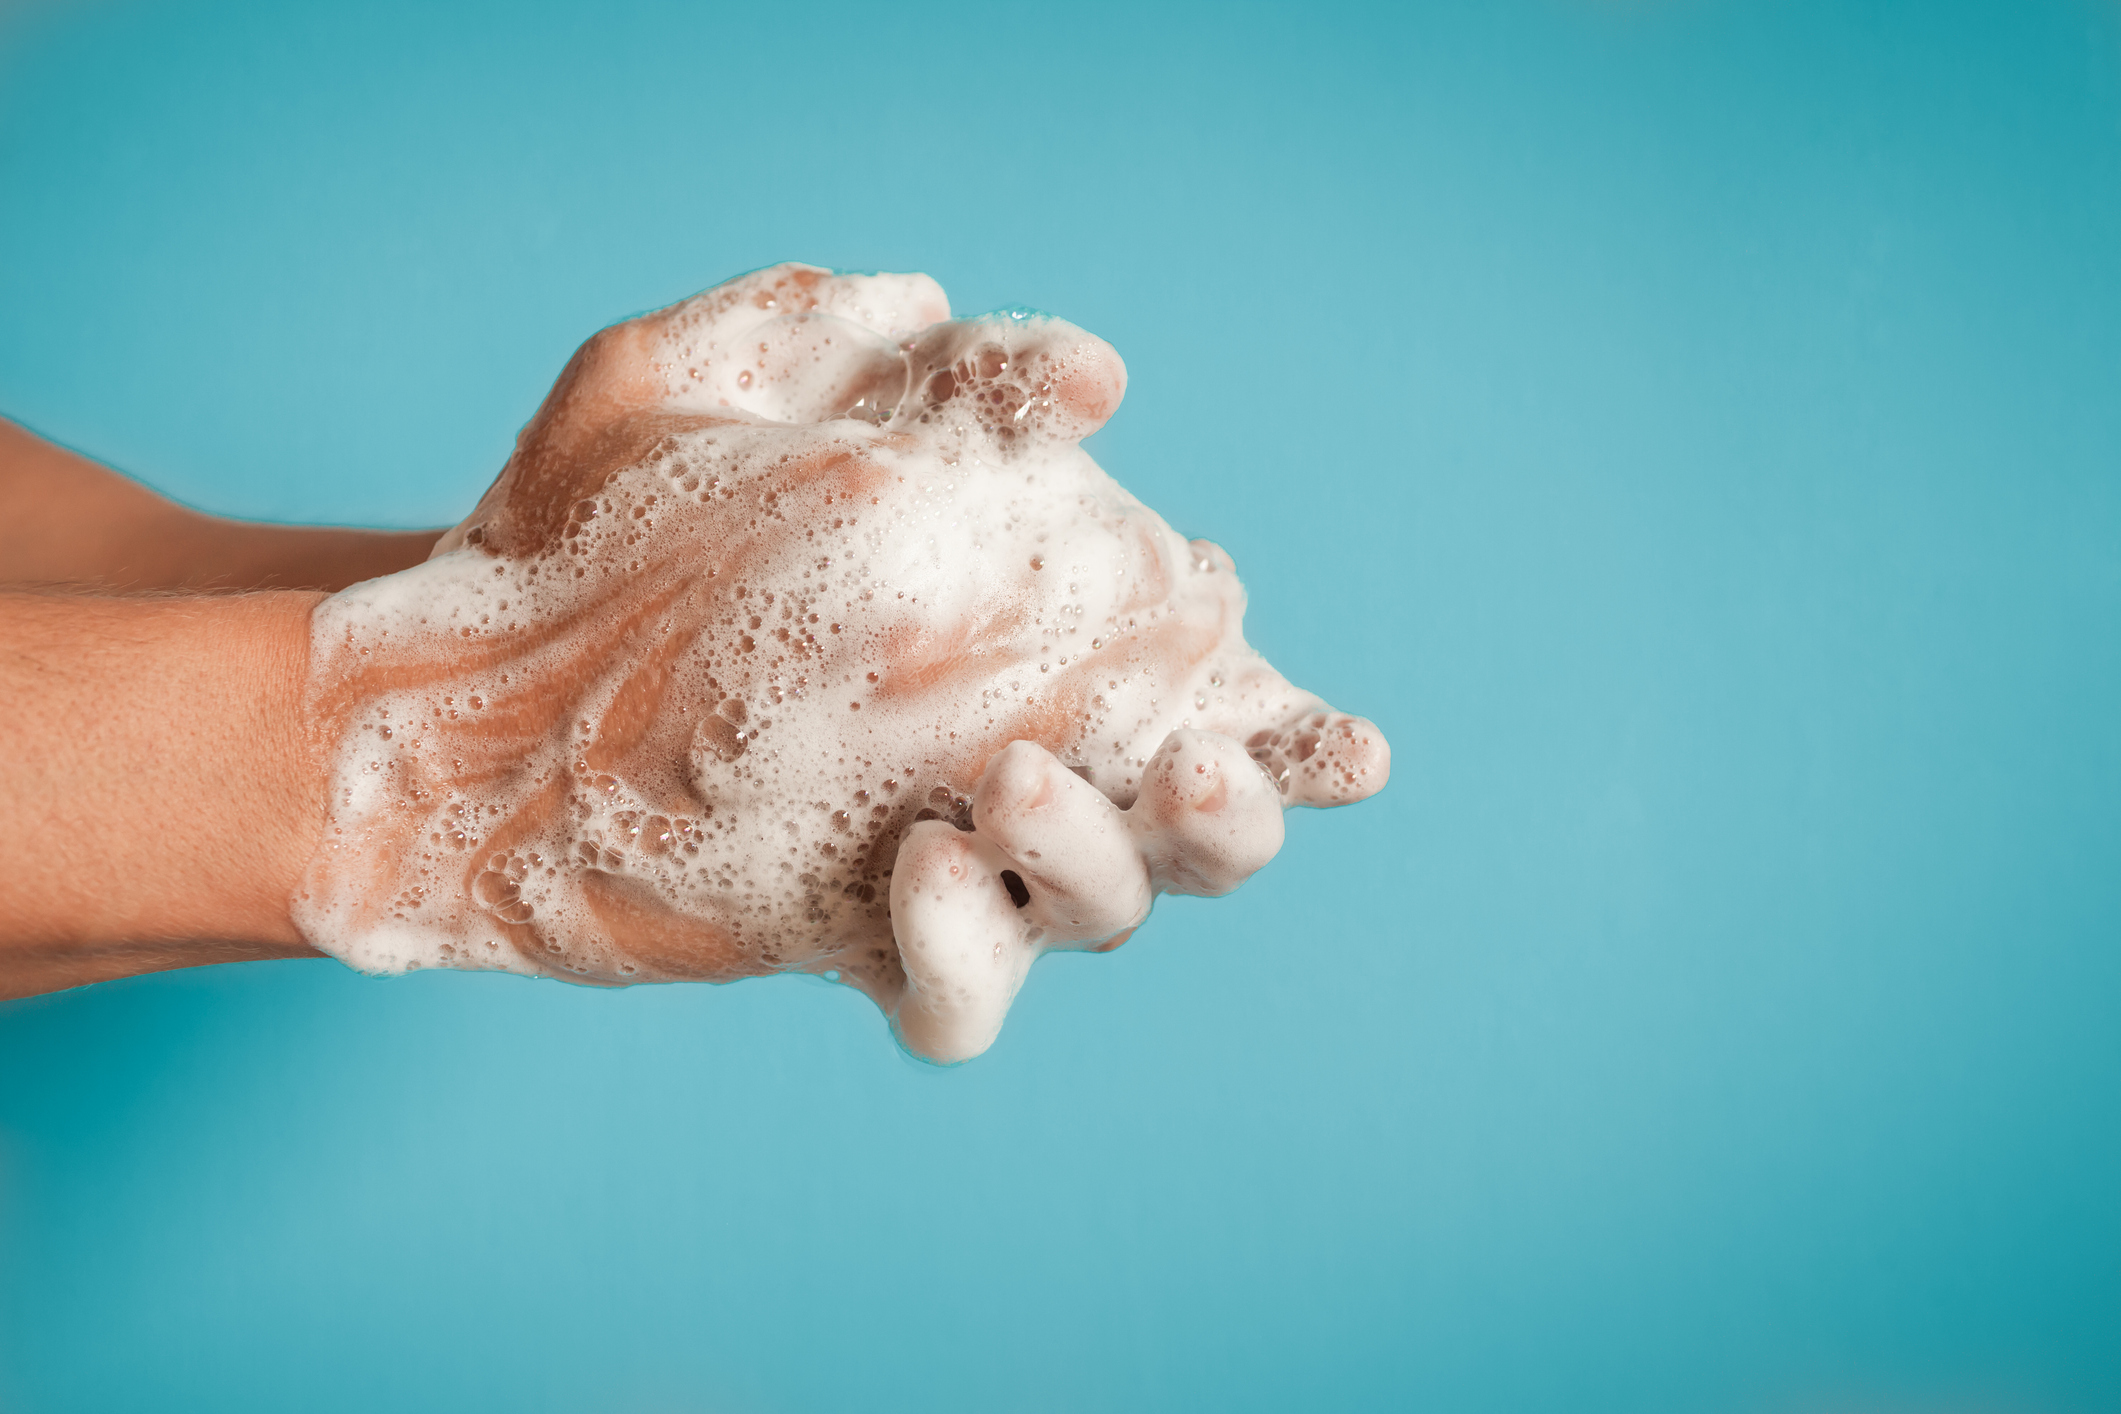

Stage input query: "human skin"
[
  {"left": 298, "top": 264, "right": 1389, "bottom": 1059},
  {"left": 0, "top": 419, "right": 439, "bottom": 998},
  {"left": 0, "top": 269, "right": 1388, "bottom": 1048},
  {"left": 0, "top": 588, "right": 326, "bottom": 997},
  {"left": 0, "top": 416, "right": 438, "bottom": 594}
]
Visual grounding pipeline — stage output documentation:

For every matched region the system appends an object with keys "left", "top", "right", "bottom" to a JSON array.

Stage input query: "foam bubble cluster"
[{"left": 295, "top": 264, "right": 1389, "bottom": 1061}]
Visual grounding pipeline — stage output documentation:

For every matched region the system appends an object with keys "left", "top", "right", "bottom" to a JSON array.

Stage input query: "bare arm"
[
  {"left": 0, "top": 416, "right": 430, "bottom": 996},
  {"left": 0, "top": 417, "right": 440, "bottom": 592},
  {"left": 0, "top": 268, "right": 1387, "bottom": 1052},
  {"left": 0, "top": 590, "right": 326, "bottom": 998}
]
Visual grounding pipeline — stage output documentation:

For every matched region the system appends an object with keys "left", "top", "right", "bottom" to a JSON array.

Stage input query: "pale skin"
[{"left": 1, "top": 267, "right": 1388, "bottom": 1049}]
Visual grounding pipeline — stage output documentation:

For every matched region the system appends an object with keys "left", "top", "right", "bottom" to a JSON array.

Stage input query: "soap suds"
[{"left": 295, "top": 263, "right": 1389, "bottom": 1062}]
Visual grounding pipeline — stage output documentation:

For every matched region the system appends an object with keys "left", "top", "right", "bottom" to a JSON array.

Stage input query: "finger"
[
  {"left": 890, "top": 314, "right": 1127, "bottom": 448},
  {"left": 798, "top": 267, "right": 950, "bottom": 339},
  {"left": 1246, "top": 710, "right": 1392, "bottom": 808},
  {"left": 659, "top": 262, "right": 949, "bottom": 348},
  {"left": 442, "top": 266, "right": 951, "bottom": 557},
  {"left": 433, "top": 315, "right": 677, "bottom": 557},
  {"left": 498, "top": 265, "right": 945, "bottom": 440},
  {"left": 653, "top": 264, "right": 948, "bottom": 421},
  {"left": 570, "top": 264, "right": 948, "bottom": 420},
  {"left": 1144, "top": 536, "right": 1391, "bottom": 813},
  {"left": 1127, "top": 729, "right": 1286, "bottom": 896},
  {"left": 887, "top": 820, "right": 1036, "bottom": 1063},
  {"left": 971, "top": 740, "right": 1152, "bottom": 945},
  {"left": 675, "top": 312, "right": 908, "bottom": 424}
]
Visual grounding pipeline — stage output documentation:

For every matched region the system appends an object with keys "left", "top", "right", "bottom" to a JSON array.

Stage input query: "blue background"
[{"left": 3, "top": 2, "right": 2119, "bottom": 1410}]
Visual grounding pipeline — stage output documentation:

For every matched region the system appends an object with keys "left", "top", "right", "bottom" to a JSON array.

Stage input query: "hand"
[{"left": 297, "top": 264, "right": 1389, "bottom": 1061}]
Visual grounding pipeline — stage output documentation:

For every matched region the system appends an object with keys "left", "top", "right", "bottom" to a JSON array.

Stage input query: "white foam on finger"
[
  {"left": 1129, "top": 729, "right": 1287, "bottom": 897},
  {"left": 880, "top": 730, "right": 1282, "bottom": 1059},
  {"left": 654, "top": 264, "right": 947, "bottom": 423},
  {"left": 970, "top": 740, "right": 1150, "bottom": 939},
  {"left": 1247, "top": 711, "right": 1393, "bottom": 807},
  {"left": 887, "top": 821, "right": 1037, "bottom": 1063}
]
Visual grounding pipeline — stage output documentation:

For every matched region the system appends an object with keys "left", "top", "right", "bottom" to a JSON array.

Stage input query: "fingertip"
[
  {"left": 1255, "top": 712, "right": 1392, "bottom": 808},
  {"left": 874, "top": 271, "right": 951, "bottom": 337},
  {"left": 892, "top": 315, "right": 1126, "bottom": 446},
  {"left": 1129, "top": 730, "right": 1286, "bottom": 896},
  {"left": 970, "top": 739, "right": 1063, "bottom": 829},
  {"left": 811, "top": 268, "right": 952, "bottom": 340},
  {"left": 970, "top": 740, "right": 1152, "bottom": 944},
  {"left": 1053, "top": 332, "right": 1126, "bottom": 435},
  {"left": 887, "top": 821, "right": 1033, "bottom": 1064}
]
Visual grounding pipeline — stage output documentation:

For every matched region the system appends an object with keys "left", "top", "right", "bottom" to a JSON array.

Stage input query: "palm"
[{"left": 299, "top": 265, "right": 1387, "bottom": 1061}]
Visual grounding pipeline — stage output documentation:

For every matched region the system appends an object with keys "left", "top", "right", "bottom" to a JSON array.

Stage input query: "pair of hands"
[{"left": 298, "top": 264, "right": 1388, "bottom": 1061}]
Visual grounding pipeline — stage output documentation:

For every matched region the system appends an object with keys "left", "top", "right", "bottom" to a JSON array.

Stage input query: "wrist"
[{"left": 0, "top": 589, "right": 328, "bottom": 997}]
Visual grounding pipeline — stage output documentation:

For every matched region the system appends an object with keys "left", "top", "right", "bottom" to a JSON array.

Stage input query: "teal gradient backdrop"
[{"left": 3, "top": 2, "right": 2119, "bottom": 1411}]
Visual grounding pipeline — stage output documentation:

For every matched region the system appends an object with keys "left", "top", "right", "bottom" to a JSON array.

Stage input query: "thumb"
[{"left": 891, "top": 313, "right": 1127, "bottom": 449}]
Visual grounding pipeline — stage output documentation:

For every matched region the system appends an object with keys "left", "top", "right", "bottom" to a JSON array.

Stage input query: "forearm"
[
  {"left": 0, "top": 417, "right": 440, "bottom": 592},
  {"left": 0, "top": 590, "right": 326, "bottom": 997}
]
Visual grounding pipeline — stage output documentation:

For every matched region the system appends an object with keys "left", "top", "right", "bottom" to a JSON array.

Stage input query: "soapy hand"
[{"left": 297, "top": 264, "right": 1388, "bottom": 1061}]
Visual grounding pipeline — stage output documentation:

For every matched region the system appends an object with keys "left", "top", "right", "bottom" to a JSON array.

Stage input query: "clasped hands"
[{"left": 295, "top": 264, "right": 1389, "bottom": 1060}]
